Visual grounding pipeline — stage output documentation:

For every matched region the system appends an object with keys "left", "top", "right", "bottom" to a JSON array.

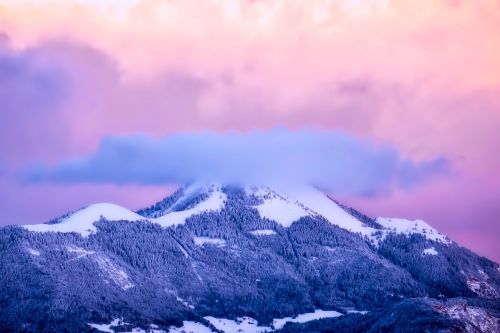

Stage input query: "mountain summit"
[
  {"left": 24, "top": 183, "right": 448, "bottom": 244},
  {"left": 1, "top": 183, "right": 499, "bottom": 332}
]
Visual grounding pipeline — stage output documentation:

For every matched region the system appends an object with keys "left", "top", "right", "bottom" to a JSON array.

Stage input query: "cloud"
[
  {"left": 0, "top": 37, "right": 68, "bottom": 133},
  {"left": 23, "top": 128, "right": 449, "bottom": 196},
  {"left": 0, "top": 35, "right": 211, "bottom": 166},
  {"left": 0, "top": 36, "right": 74, "bottom": 164}
]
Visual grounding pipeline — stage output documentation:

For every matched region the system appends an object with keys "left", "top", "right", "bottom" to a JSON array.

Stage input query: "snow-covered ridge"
[
  {"left": 24, "top": 203, "right": 146, "bottom": 237},
  {"left": 248, "top": 185, "right": 379, "bottom": 239},
  {"left": 24, "top": 182, "right": 447, "bottom": 245},
  {"left": 249, "top": 185, "right": 448, "bottom": 245},
  {"left": 154, "top": 184, "right": 226, "bottom": 228},
  {"left": 23, "top": 184, "right": 226, "bottom": 237},
  {"left": 249, "top": 186, "right": 313, "bottom": 227},
  {"left": 376, "top": 217, "right": 449, "bottom": 244}
]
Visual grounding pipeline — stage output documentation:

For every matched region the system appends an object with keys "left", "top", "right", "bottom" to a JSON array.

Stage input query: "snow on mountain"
[
  {"left": 466, "top": 278, "right": 498, "bottom": 299},
  {"left": 376, "top": 217, "right": 450, "bottom": 244},
  {"left": 168, "top": 321, "right": 214, "bottom": 333},
  {"left": 66, "top": 245, "right": 95, "bottom": 260},
  {"left": 88, "top": 310, "right": 352, "bottom": 333},
  {"left": 93, "top": 255, "right": 135, "bottom": 290},
  {"left": 89, "top": 319, "right": 169, "bottom": 333},
  {"left": 64, "top": 245, "right": 134, "bottom": 290},
  {"left": 6, "top": 181, "right": 500, "bottom": 333},
  {"left": 423, "top": 247, "right": 438, "bottom": 256},
  {"left": 204, "top": 316, "right": 271, "bottom": 333},
  {"left": 249, "top": 185, "right": 449, "bottom": 245},
  {"left": 271, "top": 309, "right": 343, "bottom": 330},
  {"left": 23, "top": 183, "right": 448, "bottom": 246},
  {"left": 24, "top": 203, "right": 146, "bottom": 237},
  {"left": 278, "top": 186, "right": 377, "bottom": 237},
  {"left": 88, "top": 318, "right": 123, "bottom": 333},
  {"left": 27, "top": 248, "right": 41, "bottom": 256},
  {"left": 433, "top": 302, "right": 500, "bottom": 333},
  {"left": 205, "top": 310, "right": 345, "bottom": 333},
  {"left": 250, "top": 229, "right": 277, "bottom": 236},
  {"left": 193, "top": 237, "right": 226, "bottom": 247},
  {"left": 248, "top": 185, "right": 374, "bottom": 236},
  {"left": 154, "top": 185, "right": 226, "bottom": 227},
  {"left": 250, "top": 186, "right": 311, "bottom": 227},
  {"left": 23, "top": 184, "right": 226, "bottom": 236}
]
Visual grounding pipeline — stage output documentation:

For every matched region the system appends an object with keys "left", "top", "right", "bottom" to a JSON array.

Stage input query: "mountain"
[{"left": 1, "top": 183, "right": 499, "bottom": 332}]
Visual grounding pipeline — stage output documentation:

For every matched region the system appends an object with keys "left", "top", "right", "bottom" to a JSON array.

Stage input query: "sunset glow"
[{"left": 1, "top": 0, "right": 499, "bottom": 261}]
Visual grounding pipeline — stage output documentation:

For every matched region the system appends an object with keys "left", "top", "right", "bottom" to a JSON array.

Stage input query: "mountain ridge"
[
  {"left": 23, "top": 182, "right": 450, "bottom": 246},
  {"left": 1, "top": 182, "right": 499, "bottom": 332}
]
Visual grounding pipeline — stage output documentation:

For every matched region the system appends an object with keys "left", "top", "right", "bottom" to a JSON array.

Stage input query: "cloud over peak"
[{"left": 23, "top": 128, "right": 449, "bottom": 196}]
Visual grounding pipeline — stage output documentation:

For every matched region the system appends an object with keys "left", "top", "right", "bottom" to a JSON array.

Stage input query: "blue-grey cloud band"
[{"left": 22, "top": 128, "right": 449, "bottom": 196}]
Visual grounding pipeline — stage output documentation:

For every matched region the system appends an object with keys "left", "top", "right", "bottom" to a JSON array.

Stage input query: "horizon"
[{"left": 1, "top": 0, "right": 499, "bottom": 264}]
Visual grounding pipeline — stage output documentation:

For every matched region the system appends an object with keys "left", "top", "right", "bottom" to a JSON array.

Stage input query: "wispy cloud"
[{"left": 22, "top": 128, "right": 449, "bottom": 196}]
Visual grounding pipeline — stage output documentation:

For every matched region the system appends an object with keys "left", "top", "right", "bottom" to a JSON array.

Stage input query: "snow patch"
[
  {"left": 422, "top": 247, "right": 438, "bottom": 256},
  {"left": 24, "top": 183, "right": 450, "bottom": 250},
  {"left": 346, "top": 309, "right": 369, "bottom": 315},
  {"left": 66, "top": 245, "right": 95, "bottom": 260},
  {"left": 376, "top": 217, "right": 450, "bottom": 244},
  {"left": 204, "top": 310, "right": 344, "bottom": 333},
  {"left": 250, "top": 185, "right": 449, "bottom": 246},
  {"left": 466, "top": 278, "right": 498, "bottom": 298},
  {"left": 434, "top": 303, "right": 499, "bottom": 333},
  {"left": 194, "top": 237, "right": 226, "bottom": 247},
  {"left": 165, "top": 289, "right": 195, "bottom": 309},
  {"left": 252, "top": 187, "right": 311, "bottom": 227},
  {"left": 272, "top": 186, "right": 377, "bottom": 238},
  {"left": 478, "top": 269, "right": 488, "bottom": 279},
  {"left": 24, "top": 203, "right": 146, "bottom": 237},
  {"left": 24, "top": 187, "right": 226, "bottom": 237},
  {"left": 64, "top": 246, "right": 133, "bottom": 290},
  {"left": 168, "top": 321, "right": 215, "bottom": 333},
  {"left": 205, "top": 316, "right": 271, "bottom": 333},
  {"left": 88, "top": 318, "right": 123, "bottom": 333},
  {"left": 272, "top": 309, "right": 343, "bottom": 330},
  {"left": 177, "top": 244, "right": 190, "bottom": 258},
  {"left": 27, "top": 248, "right": 40, "bottom": 256},
  {"left": 94, "top": 255, "right": 134, "bottom": 290},
  {"left": 176, "top": 296, "right": 195, "bottom": 309},
  {"left": 89, "top": 319, "right": 168, "bottom": 333},
  {"left": 250, "top": 229, "right": 277, "bottom": 236},
  {"left": 128, "top": 327, "right": 166, "bottom": 333},
  {"left": 153, "top": 186, "right": 226, "bottom": 228}
]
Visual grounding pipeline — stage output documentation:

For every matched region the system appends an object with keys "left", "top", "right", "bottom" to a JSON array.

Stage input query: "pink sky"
[{"left": 0, "top": 0, "right": 499, "bottom": 261}]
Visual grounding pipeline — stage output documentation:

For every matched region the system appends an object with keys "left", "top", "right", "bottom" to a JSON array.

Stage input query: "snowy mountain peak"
[
  {"left": 245, "top": 184, "right": 449, "bottom": 244},
  {"left": 9, "top": 183, "right": 499, "bottom": 333},
  {"left": 24, "top": 184, "right": 227, "bottom": 237},
  {"left": 24, "top": 203, "right": 146, "bottom": 237},
  {"left": 23, "top": 182, "right": 449, "bottom": 245},
  {"left": 137, "top": 181, "right": 223, "bottom": 218}
]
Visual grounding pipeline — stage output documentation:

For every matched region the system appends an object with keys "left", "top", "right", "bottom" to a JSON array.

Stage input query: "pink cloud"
[{"left": 0, "top": 0, "right": 499, "bottom": 261}]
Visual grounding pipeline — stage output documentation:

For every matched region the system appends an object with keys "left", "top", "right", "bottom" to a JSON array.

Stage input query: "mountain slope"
[{"left": 0, "top": 183, "right": 498, "bottom": 332}]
